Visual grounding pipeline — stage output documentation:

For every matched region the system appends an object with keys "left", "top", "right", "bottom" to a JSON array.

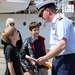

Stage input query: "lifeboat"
[{"left": 0, "top": 0, "right": 30, "bottom": 13}]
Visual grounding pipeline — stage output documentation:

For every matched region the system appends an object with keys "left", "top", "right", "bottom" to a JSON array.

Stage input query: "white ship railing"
[
  {"left": 56, "top": 0, "right": 74, "bottom": 12},
  {"left": 56, "top": 0, "right": 75, "bottom": 19}
]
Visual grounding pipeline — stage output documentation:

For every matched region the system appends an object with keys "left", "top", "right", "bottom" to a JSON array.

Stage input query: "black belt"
[{"left": 54, "top": 53, "right": 75, "bottom": 59}]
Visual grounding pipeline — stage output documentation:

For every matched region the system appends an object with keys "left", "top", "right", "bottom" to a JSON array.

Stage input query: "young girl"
[{"left": 1, "top": 27, "right": 23, "bottom": 75}]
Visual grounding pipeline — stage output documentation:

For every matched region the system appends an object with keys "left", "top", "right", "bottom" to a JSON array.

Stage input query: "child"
[
  {"left": 20, "top": 21, "right": 48, "bottom": 75},
  {"left": 1, "top": 27, "right": 23, "bottom": 75}
]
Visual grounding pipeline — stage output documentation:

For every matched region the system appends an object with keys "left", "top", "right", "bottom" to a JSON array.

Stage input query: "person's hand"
[
  {"left": 36, "top": 55, "right": 47, "bottom": 65},
  {"left": 28, "top": 69, "right": 33, "bottom": 75}
]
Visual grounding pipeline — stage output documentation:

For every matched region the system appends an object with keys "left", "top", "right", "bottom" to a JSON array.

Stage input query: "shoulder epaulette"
[{"left": 58, "top": 16, "right": 63, "bottom": 21}]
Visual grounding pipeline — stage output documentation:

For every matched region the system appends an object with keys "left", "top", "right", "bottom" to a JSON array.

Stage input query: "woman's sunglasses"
[{"left": 10, "top": 23, "right": 15, "bottom": 26}]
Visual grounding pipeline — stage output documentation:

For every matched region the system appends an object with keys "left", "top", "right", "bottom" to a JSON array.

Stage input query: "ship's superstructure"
[{"left": 0, "top": 0, "right": 75, "bottom": 19}]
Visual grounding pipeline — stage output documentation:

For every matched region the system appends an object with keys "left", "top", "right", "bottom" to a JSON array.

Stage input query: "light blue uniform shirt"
[{"left": 50, "top": 14, "right": 75, "bottom": 55}]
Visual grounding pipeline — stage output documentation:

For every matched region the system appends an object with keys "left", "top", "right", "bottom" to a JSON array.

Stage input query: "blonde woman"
[{"left": 1, "top": 27, "right": 23, "bottom": 75}]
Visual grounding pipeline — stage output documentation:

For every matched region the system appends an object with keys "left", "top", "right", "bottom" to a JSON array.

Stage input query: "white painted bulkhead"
[{"left": 0, "top": 14, "right": 51, "bottom": 48}]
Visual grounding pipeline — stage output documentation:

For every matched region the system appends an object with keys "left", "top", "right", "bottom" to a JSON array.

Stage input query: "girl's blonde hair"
[{"left": 1, "top": 27, "right": 16, "bottom": 43}]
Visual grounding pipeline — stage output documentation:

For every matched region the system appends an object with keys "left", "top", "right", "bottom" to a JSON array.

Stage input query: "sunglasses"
[{"left": 10, "top": 23, "right": 15, "bottom": 26}]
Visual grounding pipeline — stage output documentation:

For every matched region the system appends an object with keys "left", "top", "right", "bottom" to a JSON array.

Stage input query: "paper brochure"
[{"left": 25, "top": 55, "right": 52, "bottom": 69}]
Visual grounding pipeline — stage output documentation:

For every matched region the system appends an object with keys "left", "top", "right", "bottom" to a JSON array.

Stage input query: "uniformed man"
[{"left": 36, "top": 0, "right": 75, "bottom": 75}]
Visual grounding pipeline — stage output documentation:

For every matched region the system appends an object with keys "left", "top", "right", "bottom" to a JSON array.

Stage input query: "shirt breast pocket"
[{"left": 51, "top": 30, "right": 55, "bottom": 34}]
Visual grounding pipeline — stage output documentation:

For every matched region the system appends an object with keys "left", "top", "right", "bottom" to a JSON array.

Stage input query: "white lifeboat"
[{"left": 0, "top": 0, "right": 30, "bottom": 13}]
